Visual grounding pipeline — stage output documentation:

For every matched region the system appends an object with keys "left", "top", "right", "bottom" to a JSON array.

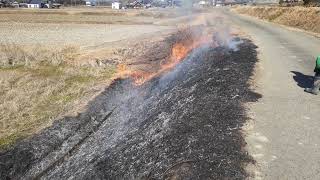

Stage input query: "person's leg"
[
  {"left": 305, "top": 77, "right": 320, "bottom": 95},
  {"left": 312, "top": 78, "right": 320, "bottom": 94}
]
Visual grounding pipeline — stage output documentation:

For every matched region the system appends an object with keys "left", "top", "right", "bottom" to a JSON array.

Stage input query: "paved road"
[{"left": 224, "top": 9, "right": 320, "bottom": 179}]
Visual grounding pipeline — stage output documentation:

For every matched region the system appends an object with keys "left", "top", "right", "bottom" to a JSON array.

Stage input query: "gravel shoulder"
[{"left": 226, "top": 8, "right": 320, "bottom": 179}]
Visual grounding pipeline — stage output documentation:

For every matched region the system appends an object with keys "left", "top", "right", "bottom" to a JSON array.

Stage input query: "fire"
[
  {"left": 117, "top": 64, "right": 128, "bottom": 76},
  {"left": 130, "top": 70, "right": 154, "bottom": 85},
  {"left": 171, "top": 43, "right": 189, "bottom": 63},
  {"left": 116, "top": 33, "right": 211, "bottom": 86},
  {"left": 116, "top": 64, "right": 155, "bottom": 85},
  {"left": 162, "top": 37, "right": 209, "bottom": 70}
]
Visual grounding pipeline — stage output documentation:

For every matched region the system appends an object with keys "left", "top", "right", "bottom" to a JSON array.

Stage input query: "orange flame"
[
  {"left": 117, "top": 64, "right": 128, "bottom": 76},
  {"left": 116, "top": 35, "right": 211, "bottom": 86},
  {"left": 172, "top": 43, "right": 189, "bottom": 62},
  {"left": 162, "top": 37, "right": 209, "bottom": 70}
]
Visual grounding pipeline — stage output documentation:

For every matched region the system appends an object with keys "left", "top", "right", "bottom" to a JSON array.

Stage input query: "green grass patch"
[
  {"left": 32, "top": 65, "right": 63, "bottom": 77},
  {"left": 0, "top": 65, "right": 25, "bottom": 71},
  {"left": 0, "top": 133, "right": 21, "bottom": 150},
  {"left": 65, "top": 75, "right": 92, "bottom": 85}
]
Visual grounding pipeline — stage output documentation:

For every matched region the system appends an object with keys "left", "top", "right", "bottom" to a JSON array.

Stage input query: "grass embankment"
[
  {"left": 233, "top": 6, "right": 320, "bottom": 34},
  {"left": 0, "top": 44, "right": 116, "bottom": 149}
]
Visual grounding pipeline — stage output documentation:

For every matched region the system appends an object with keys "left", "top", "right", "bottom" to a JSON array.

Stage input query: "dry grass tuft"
[
  {"left": 0, "top": 44, "right": 79, "bottom": 67},
  {"left": 233, "top": 6, "right": 320, "bottom": 33}
]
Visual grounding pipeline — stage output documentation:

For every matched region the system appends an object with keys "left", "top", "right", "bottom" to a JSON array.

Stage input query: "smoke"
[
  {"left": 106, "top": 12, "right": 246, "bottom": 167},
  {"left": 152, "top": 24, "right": 244, "bottom": 91},
  {"left": 157, "top": 44, "right": 211, "bottom": 91},
  {"left": 213, "top": 26, "right": 243, "bottom": 51},
  {"left": 176, "top": 11, "right": 243, "bottom": 52},
  {"left": 112, "top": 7, "right": 244, "bottom": 137},
  {"left": 214, "top": 31, "right": 242, "bottom": 51}
]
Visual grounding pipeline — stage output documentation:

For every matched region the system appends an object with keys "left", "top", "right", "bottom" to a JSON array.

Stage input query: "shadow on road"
[{"left": 291, "top": 71, "right": 314, "bottom": 89}]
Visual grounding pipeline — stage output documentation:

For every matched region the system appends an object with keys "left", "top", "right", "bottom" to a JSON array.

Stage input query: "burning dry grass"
[
  {"left": 0, "top": 44, "right": 116, "bottom": 149},
  {"left": 0, "top": 27, "right": 196, "bottom": 149},
  {"left": 115, "top": 23, "right": 243, "bottom": 86},
  {"left": 233, "top": 6, "right": 320, "bottom": 34},
  {"left": 116, "top": 27, "right": 212, "bottom": 85}
]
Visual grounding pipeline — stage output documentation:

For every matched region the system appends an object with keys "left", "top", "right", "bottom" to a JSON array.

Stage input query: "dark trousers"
[{"left": 311, "top": 76, "right": 320, "bottom": 94}]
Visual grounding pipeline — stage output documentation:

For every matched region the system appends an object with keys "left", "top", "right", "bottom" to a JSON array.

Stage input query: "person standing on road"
[{"left": 305, "top": 56, "right": 320, "bottom": 95}]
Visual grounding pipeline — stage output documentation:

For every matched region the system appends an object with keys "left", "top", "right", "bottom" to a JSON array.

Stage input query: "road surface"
[{"left": 225, "top": 9, "right": 320, "bottom": 179}]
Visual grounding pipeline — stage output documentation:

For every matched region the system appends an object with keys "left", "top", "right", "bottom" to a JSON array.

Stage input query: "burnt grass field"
[{"left": 0, "top": 38, "right": 260, "bottom": 179}]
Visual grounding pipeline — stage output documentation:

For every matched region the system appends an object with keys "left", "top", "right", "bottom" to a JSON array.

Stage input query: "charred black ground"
[{"left": 0, "top": 39, "right": 260, "bottom": 179}]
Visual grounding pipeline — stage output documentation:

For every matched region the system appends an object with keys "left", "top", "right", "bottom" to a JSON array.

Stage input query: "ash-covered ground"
[{"left": 0, "top": 38, "right": 260, "bottom": 179}]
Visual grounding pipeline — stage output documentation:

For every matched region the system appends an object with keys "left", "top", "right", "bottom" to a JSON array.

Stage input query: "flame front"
[
  {"left": 162, "top": 37, "right": 209, "bottom": 70},
  {"left": 117, "top": 64, "right": 128, "bottom": 76},
  {"left": 116, "top": 33, "right": 211, "bottom": 86},
  {"left": 171, "top": 43, "right": 189, "bottom": 63}
]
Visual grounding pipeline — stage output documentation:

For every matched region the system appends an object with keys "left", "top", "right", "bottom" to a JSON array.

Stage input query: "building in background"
[
  {"left": 86, "top": 1, "right": 93, "bottom": 6},
  {"left": 112, "top": 1, "right": 121, "bottom": 9},
  {"left": 27, "top": 0, "right": 43, "bottom": 8},
  {"left": 198, "top": 0, "right": 207, "bottom": 5}
]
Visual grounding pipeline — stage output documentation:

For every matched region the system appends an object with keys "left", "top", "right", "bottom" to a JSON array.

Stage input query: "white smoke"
[{"left": 213, "top": 26, "right": 243, "bottom": 51}]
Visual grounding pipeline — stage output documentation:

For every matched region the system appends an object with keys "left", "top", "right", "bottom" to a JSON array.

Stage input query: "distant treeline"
[{"left": 303, "top": 0, "right": 320, "bottom": 5}]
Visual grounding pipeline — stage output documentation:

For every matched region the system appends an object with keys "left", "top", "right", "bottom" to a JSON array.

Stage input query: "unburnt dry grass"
[
  {"left": 0, "top": 44, "right": 116, "bottom": 149},
  {"left": 233, "top": 6, "right": 320, "bottom": 34},
  {"left": 0, "top": 44, "right": 79, "bottom": 66}
]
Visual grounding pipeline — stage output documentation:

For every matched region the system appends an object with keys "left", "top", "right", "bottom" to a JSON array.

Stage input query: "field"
[{"left": 0, "top": 7, "right": 184, "bottom": 148}]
